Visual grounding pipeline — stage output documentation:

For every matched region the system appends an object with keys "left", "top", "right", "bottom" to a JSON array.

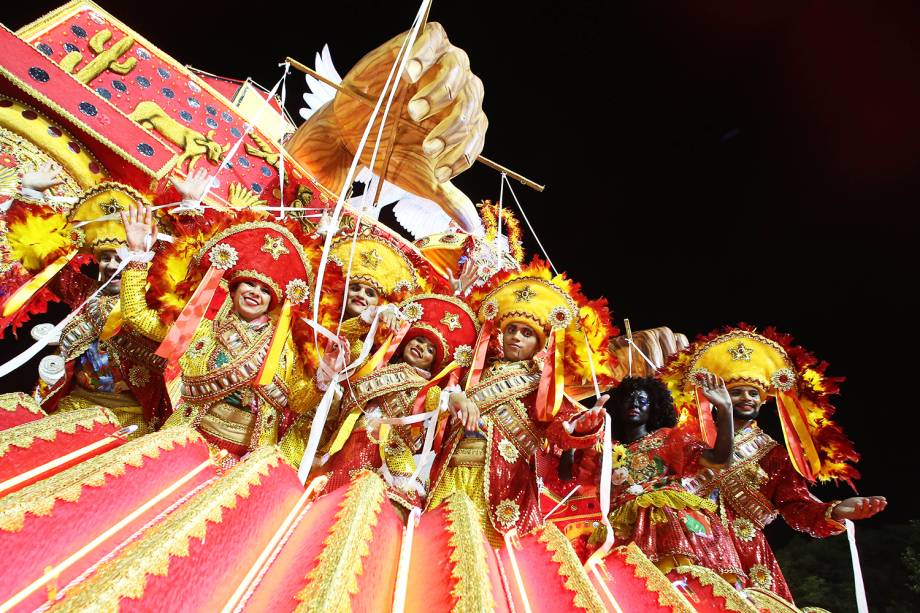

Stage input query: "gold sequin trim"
[
  {"left": 538, "top": 522, "right": 605, "bottom": 612},
  {"left": 497, "top": 438, "right": 519, "bottom": 464},
  {"left": 0, "top": 391, "right": 43, "bottom": 415},
  {"left": 674, "top": 565, "right": 759, "bottom": 613},
  {"left": 445, "top": 492, "right": 496, "bottom": 612},
  {"left": 48, "top": 446, "right": 278, "bottom": 611},
  {"left": 0, "top": 406, "right": 117, "bottom": 458},
  {"left": 294, "top": 471, "right": 385, "bottom": 612},
  {"left": 622, "top": 542, "right": 696, "bottom": 612},
  {"left": 0, "top": 426, "right": 202, "bottom": 533}
]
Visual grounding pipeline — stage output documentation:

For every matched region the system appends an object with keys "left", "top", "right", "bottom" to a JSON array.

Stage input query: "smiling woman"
[{"left": 117, "top": 204, "right": 317, "bottom": 459}]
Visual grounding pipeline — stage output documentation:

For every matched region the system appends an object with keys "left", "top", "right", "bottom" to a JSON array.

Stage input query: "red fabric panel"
[
  {"left": 667, "top": 570, "right": 734, "bottom": 613},
  {"left": 117, "top": 460, "right": 303, "bottom": 612},
  {"left": 589, "top": 550, "right": 676, "bottom": 612},
  {"left": 0, "top": 437, "right": 214, "bottom": 610},
  {"left": 0, "top": 405, "right": 42, "bottom": 431},
  {"left": 349, "top": 502, "right": 402, "bottom": 612},
  {"left": 237, "top": 481, "right": 350, "bottom": 612},
  {"left": 0, "top": 420, "right": 119, "bottom": 485},
  {"left": 406, "top": 505, "right": 458, "bottom": 613}
]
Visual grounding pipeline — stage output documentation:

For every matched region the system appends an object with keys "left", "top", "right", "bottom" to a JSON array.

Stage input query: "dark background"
[{"left": 2, "top": 1, "right": 917, "bottom": 607}]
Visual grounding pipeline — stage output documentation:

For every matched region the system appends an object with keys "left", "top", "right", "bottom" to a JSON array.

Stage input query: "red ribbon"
[
  {"left": 464, "top": 319, "right": 494, "bottom": 390},
  {"left": 155, "top": 266, "right": 224, "bottom": 359},
  {"left": 694, "top": 388, "right": 718, "bottom": 447}
]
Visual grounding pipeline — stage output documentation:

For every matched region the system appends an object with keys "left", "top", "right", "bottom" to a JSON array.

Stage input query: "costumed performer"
[
  {"left": 583, "top": 375, "right": 745, "bottom": 581},
  {"left": 119, "top": 204, "right": 315, "bottom": 459},
  {"left": 317, "top": 293, "right": 478, "bottom": 511},
  {"left": 662, "top": 327, "right": 886, "bottom": 602},
  {"left": 1, "top": 171, "right": 206, "bottom": 434},
  {"left": 426, "top": 260, "right": 616, "bottom": 545}
]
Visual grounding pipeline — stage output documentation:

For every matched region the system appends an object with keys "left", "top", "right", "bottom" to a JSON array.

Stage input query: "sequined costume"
[
  {"left": 428, "top": 358, "right": 604, "bottom": 544},
  {"left": 121, "top": 261, "right": 311, "bottom": 456},
  {"left": 587, "top": 427, "right": 745, "bottom": 578},
  {"left": 42, "top": 267, "right": 169, "bottom": 436},
  {"left": 661, "top": 327, "right": 861, "bottom": 603},
  {"left": 685, "top": 423, "right": 844, "bottom": 600}
]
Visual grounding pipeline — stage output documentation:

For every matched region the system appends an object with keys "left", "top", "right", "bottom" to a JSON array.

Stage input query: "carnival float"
[{"left": 0, "top": 1, "right": 886, "bottom": 611}]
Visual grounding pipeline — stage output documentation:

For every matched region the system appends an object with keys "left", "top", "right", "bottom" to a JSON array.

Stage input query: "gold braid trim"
[
  {"left": 538, "top": 522, "right": 605, "bottom": 613},
  {"left": 294, "top": 471, "right": 386, "bottom": 613},
  {"left": 49, "top": 446, "right": 278, "bottom": 612},
  {"left": 741, "top": 587, "right": 801, "bottom": 613},
  {"left": 444, "top": 493, "right": 496, "bottom": 612},
  {"left": 0, "top": 406, "right": 118, "bottom": 457},
  {"left": 0, "top": 426, "right": 202, "bottom": 532},
  {"left": 591, "top": 490, "right": 717, "bottom": 544},
  {"left": 0, "top": 391, "right": 44, "bottom": 415},
  {"left": 674, "top": 565, "right": 759, "bottom": 613},
  {"left": 621, "top": 543, "right": 696, "bottom": 613}
]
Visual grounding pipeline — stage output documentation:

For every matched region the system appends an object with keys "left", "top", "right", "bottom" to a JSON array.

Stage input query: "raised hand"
[
  {"left": 447, "top": 257, "right": 478, "bottom": 296},
  {"left": 700, "top": 372, "right": 732, "bottom": 411},
  {"left": 288, "top": 23, "right": 487, "bottom": 232},
  {"left": 21, "top": 161, "right": 64, "bottom": 192},
  {"left": 119, "top": 203, "right": 157, "bottom": 252},
  {"left": 449, "top": 391, "right": 481, "bottom": 432},
  {"left": 832, "top": 496, "right": 887, "bottom": 521},
  {"left": 169, "top": 167, "right": 211, "bottom": 202}
]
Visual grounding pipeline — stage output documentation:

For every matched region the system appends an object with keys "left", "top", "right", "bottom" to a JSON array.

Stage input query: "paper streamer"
[{"left": 845, "top": 519, "right": 869, "bottom": 613}]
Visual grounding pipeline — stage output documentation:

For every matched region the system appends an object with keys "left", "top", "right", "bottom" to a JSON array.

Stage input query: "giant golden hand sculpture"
[{"left": 287, "top": 23, "right": 487, "bottom": 232}]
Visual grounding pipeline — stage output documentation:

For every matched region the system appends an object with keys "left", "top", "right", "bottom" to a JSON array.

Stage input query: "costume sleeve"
[
  {"left": 766, "top": 448, "right": 845, "bottom": 538},
  {"left": 660, "top": 428, "right": 705, "bottom": 477},
  {"left": 50, "top": 266, "right": 97, "bottom": 308},
  {"left": 119, "top": 262, "right": 169, "bottom": 341},
  {"left": 545, "top": 394, "right": 603, "bottom": 449}
]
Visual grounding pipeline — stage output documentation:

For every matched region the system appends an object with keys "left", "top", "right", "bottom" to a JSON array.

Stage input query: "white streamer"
[
  {"left": 845, "top": 519, "right": 869, "bottom": 613},
  {"left": 0, "top": 252, "right": 145, "bottom": 378},
  {"left": 276, "top": 62, "right": 289, "bottom": 219},
  {"left": 626, "top": 337, "right": 658, "bottom": 371},
  {"left": 587, "top": 412, "right": 614, "bottom": 566}
]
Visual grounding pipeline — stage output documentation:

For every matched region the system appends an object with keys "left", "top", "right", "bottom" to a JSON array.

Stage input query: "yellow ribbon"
[
  {"left": 98, "top": 301, "right": 123, "bottom": 341},
  {"left": 776, "top": 391, "right": 822, "bottom": 480},
  {"left": 257, "top": 299, "right": 292, "bottom": 386},
  {"left": 552, "top": 327, "right": 566, "bottom": 416},
  {"left": 1, "top": 251, "right": 76, "bottom": 317},
  {"left": 326, "top": 408, "right": 363, "bottom": 456}
]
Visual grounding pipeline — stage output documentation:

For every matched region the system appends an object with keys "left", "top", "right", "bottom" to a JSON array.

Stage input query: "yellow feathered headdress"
[{"left": 467, "top": 258, "right": 618, "bottom": 420}]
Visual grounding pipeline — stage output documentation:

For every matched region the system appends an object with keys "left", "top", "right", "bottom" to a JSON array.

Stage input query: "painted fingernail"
[
  {"left": 435, "top": 166, "right": 451, "bottom": 182},
  {"left": 423, "top": 137, "right": 445, "bottom": 157},
  {"left": 408, "top": 99, "right": 430, "bottom": 120}
]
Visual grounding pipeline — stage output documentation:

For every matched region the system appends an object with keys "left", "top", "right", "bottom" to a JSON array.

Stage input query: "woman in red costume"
[
  {"left": 586, "top": 375, "right": 745, "bottom": 581},
  {"left": 318, "top": 293, "right": 478, "bottom": 510}
]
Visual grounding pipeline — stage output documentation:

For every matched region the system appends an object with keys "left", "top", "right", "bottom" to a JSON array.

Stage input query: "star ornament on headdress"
[
  {"left": 728, "top": 341, "right": 754, "bottom": 362},
  {"left": 514, "top": 285, "right": 537, "bottom": 303},
  {"left": 360, "top": 248, "right": 383, "bottom": 270},
  {"left": 261, "top": 235, "right": 289, "bottom": 260},
  {"left": 440, "top": 312, "right": 462, "bottom": 331}
]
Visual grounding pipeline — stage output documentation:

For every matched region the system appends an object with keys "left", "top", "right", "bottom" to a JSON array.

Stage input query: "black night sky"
[{"left": 2, "top": 0, "right": 917, "bottom": 598}]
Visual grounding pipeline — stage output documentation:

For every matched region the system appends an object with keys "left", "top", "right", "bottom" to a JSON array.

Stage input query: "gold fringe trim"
[
  {"left": 0, "top": 391, "right": 44, "bottom": 415},
  {"left": 0, "top": 426, "right": 202, "bottom": 532},
  {"left": 445, "top": 493, "right": 496, "bottom": 612},
  {"left": 621, "top": 543, "right": 696, "bottom": 613},
  {"left": 294, "top": 470, "right": 386, "bottom": 613},
  {"left": 0, "top": 407, "right": 118, "bottom": 458},
  {"left": 742, "top": 587, "right": 802, "bottom": 613},
  {"left": 48, "top": 446, "right": 278, "bottom": 612},
  {"left": 592, "top": 489, "right": 716, "bottom": 544},
  {"left": 538, "top": 522, "right": 605, "bottom": 613},
  {"left": 674, "top": 565, "right": 759, "bottom": 613}
]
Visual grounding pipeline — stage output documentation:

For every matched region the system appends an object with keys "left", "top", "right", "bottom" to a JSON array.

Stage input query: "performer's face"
[
  {"left": 232, "top": 280, "right": 272, "bottom": 321},
  {"left": 729, "top": 385, "right": 764, "bottom": 421},
  {"left": 402, "top": 336, "right": 436, "bottom": 370},
  {"left": 345, "top": 282, "right": 380, "bottom": 317},
  {"left": 97, "top": 250, "right": 123, "bottom": 295},
  {"left": 616, "top": 388, "right": 650, "bottom": 426},
  {"left": 502, "top": 323, "right": 540, "bottom": 361}
]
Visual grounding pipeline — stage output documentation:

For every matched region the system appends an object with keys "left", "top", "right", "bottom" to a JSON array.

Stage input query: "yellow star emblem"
[
  {"left": 513, "top": 285, "right": 537, "bottom": 303},
  {"left": 728, "top": 342, "right": 754, "bottom": 361},
  {"left": 360, "top": 248, "right": 383, "bottom": 270},
  {"left": 440, "top": 312, "right": 462, "bottom": 331},
  {"left": 260, "top": 234, "right": 289, "bottom": 260}
]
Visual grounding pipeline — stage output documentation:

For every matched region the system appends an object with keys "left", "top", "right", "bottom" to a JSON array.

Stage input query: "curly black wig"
[{"left": 608, "top": 376, "right": 677, "bottom": 438}]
